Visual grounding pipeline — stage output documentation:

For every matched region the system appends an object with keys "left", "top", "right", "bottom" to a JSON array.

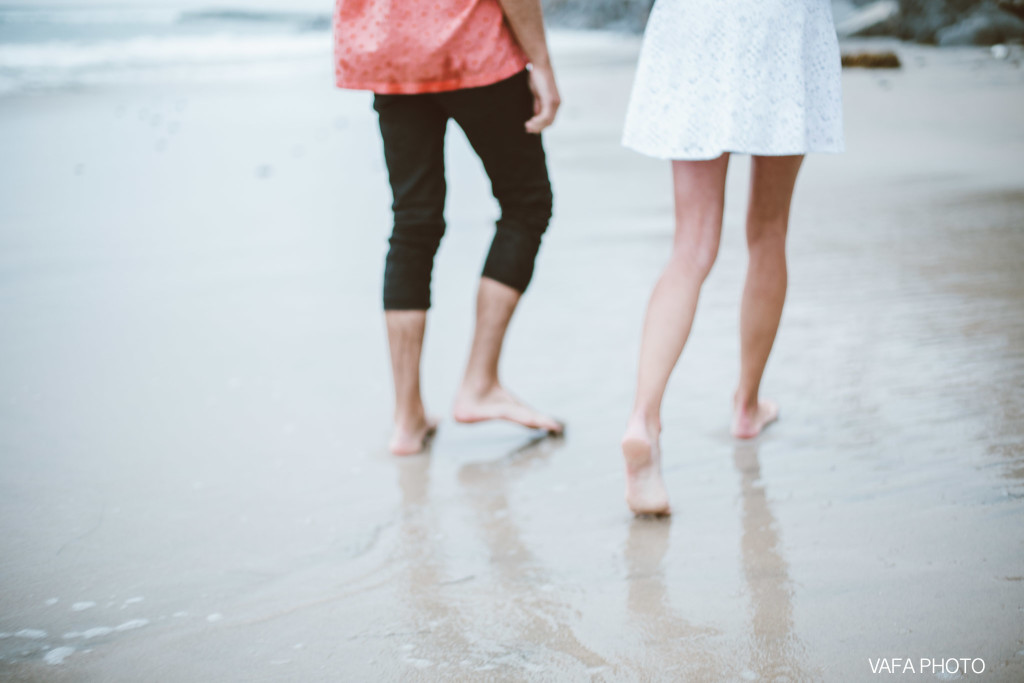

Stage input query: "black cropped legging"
[{"left": 373, "top": 70, "right": 553, "bottom": 310}]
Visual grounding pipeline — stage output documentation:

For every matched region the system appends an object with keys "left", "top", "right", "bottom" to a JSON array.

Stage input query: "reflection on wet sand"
[
  {"left": 617, "top": 443, "right": 814, "bottom": 680},
  {"left": 457, "top": 435, "right": 612, "bottom": 676},
  {"left": 732, "top": 442, "right": 814, "bottom": 681},
  {"left": 394, "top": 448, "right": 477, "bottom": 670},
  {"left": 624, "top": 517, "right": 722, "bottom": 679}
]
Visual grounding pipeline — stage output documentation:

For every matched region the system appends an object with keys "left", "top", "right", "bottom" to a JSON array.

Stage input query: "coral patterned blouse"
[{"left": 333, "top": 0, "right": 529, "bottom": 94}]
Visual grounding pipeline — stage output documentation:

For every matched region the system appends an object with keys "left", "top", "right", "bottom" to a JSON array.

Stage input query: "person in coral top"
[{"left": 334, "top": 0, "right": 563, "bottom": 454}]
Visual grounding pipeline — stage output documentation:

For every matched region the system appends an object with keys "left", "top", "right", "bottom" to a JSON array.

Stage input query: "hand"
[{"left": 524, "top": 62, "right": 561, "bottom": 134}]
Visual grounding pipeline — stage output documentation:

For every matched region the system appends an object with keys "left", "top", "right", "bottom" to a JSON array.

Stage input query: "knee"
[
  {"left": 746, "top": 219, "right": 787, "bottom": 253},
  {"left": 671, "top": 221, "right": 721, "bottom": 279},
  {"left": 482, "top": 185, "right": 552, "bottom": 293},
  {"left": 390, "top": 209, "right": 446, "bottom": 252},
  {"left": 497, "top": 183, "right": 553, "bottom": 237},
  {"left": 383, "top": 239, "right": 436, "bottom": 309},
  {"left": 384, "top": 212, "right": 445, "bottom": 311},
  {"left": 672, "top": 242, "right": 719, "bottom": 279}
]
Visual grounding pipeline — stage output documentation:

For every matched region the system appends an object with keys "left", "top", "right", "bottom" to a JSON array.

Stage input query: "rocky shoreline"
[
  {"left": 541, "top": 0, "right": 654, "bottom": 33},
  {"left": 851, "top": 0, "right": 1024, "bottom": 45},
  {"left": 542, "top": 0, "right": 1024, "bottom": 46}
]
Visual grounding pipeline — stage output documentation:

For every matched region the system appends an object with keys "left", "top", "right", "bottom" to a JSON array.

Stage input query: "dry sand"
[{"left": 0, "top": 33, "right": 1022, "bottom": 681}]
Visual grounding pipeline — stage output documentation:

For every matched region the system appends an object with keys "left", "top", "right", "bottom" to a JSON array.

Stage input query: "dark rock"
[
  {"left": 841, "top": 50, "right": 903, "bottom": 68},
  {"left": 539, "top": 0, "right": 1024, "bottom": 45},
  {"left": 898, "top": 0, "right": 976, "bottom": 42},
  {"left": 937, "top": 5, "right": 1024, "bottom": 44},
  {"left": 897, "top": 0, "right": 1024, "bottom": 43},
  {"left": 997, "top": 0, "right": 1024, "bottom": 21},
  {"left": 836, "top": 1, "right": 900, "bottom": 37},
  {"left": 542, "top": 0, "right": 655, "bottom": 33}
]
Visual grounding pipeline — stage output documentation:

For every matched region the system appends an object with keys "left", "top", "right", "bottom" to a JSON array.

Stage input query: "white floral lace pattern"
[{"left": 623, "top": 0, "right": 845, "bottom": 160}]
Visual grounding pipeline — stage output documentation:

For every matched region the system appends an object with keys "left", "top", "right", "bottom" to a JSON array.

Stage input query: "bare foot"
[
  {"left": 453, "top": 385, "right": 564, "bottom": 434},
  {"left": 621, "top": 418, "right": 670, "bottom": 516},
  {"left": 731, "top": 398, "right": 779, "bottom": 439},
  {"left": 389, "top": 416, "right": 439, "bottom": 456}
]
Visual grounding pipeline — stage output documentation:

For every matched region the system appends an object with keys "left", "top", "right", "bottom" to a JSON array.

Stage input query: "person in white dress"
[{"left": 620, "top": 0, "right": 844, "bottom": 516}]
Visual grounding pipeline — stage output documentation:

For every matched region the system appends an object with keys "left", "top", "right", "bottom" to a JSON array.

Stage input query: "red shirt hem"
[{"left": 335, "top": 58, "right": 528, "bottom": 95}]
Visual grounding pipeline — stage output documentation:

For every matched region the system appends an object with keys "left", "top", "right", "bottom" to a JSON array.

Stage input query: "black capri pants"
[{"left": 373, "top": 69, "right": 553, "bottom": 310}]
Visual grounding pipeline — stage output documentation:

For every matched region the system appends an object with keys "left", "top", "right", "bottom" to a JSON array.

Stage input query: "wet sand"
[{"left": 0, "top": 34, "right": 1022, "bottom": 681}]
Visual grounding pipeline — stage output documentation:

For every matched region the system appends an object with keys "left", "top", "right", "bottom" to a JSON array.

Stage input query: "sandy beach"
[{"left": 1, "top": 28, "right": 1023, "bottom": 681}]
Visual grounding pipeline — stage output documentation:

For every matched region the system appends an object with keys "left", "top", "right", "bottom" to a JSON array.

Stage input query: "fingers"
[
  {"left": 524, "top": 92, "right": 559, "bottom": 133},
  {"left": 525, "top": 113, "right": 552, "bottom": 134},
  {"left": 529, "top": 79, "right": 542, "bottom": 116},
  {"left": 524, "top": 67, "right": 560, "bottom": 134}
]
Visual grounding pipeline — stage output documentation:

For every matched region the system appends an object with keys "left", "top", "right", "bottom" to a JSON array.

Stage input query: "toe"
[
  {"left": 543, "top": 417, "right": 565, "bottom": 434},
  {"left": 390, "top": 440, "right": 418, "bottom": 456},
  {"left": 390, "top": 422, "right": 436, "bottom": 456}
]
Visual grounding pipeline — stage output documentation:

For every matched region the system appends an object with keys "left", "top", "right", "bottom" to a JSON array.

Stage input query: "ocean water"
[{"left": 0, "top": 5, "right": 334, "bottom": 94}]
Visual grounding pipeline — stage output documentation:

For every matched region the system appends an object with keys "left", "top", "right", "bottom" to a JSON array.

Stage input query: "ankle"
[
  {"left": 628, "top": 409, "right": 661, "bottom": 435},
  {"left": 394, "top": 407, "right": 427, "bottom": 430},
  {"left": 458, "top": 376, "right": 500, "bottom": 399},
  {"left": 733, "top": 391, "right": 758, "bottom": 415}
]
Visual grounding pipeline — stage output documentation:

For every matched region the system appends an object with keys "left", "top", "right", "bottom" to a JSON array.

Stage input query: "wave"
[
  {"left": 0, "top": 6, "right": 330, "bottom": 29},
  {"left": 178, "top": 9, "right": 331, "bottom": 30},
  {"left": 0, "top": 7, "right": 186, "bottom": 26},
  {"left": 0, "top": 32, "right": 330, "bottom": 70},
  {"left": 0, "top": 7, "right": 335, "bottom": 95}
]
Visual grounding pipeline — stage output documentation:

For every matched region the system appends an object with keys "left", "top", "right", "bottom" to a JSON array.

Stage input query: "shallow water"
[
  {"left": 0, "top": 6, "right": 330, "bottom": 95},
  {"left": 0, "top": 33, "right": 1022, "bottom": 682}
]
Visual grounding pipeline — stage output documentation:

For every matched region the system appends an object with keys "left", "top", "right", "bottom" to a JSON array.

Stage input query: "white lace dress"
[{"left": 622, "top": 0, "right": 845, "bottom": 160}]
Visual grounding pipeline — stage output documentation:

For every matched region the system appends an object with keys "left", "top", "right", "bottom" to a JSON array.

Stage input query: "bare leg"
[
  {"left": 732, "top": 155, "right": 804, "bottom": 439},
  {"left": 386, "top": 310, "right": 438, "bottom": 455},
  {"left": 453, "top": 277, "right": 563, "bottom": 433},
  {"left": 622, "top": 155, "right": 731, "bottom": 515}
]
